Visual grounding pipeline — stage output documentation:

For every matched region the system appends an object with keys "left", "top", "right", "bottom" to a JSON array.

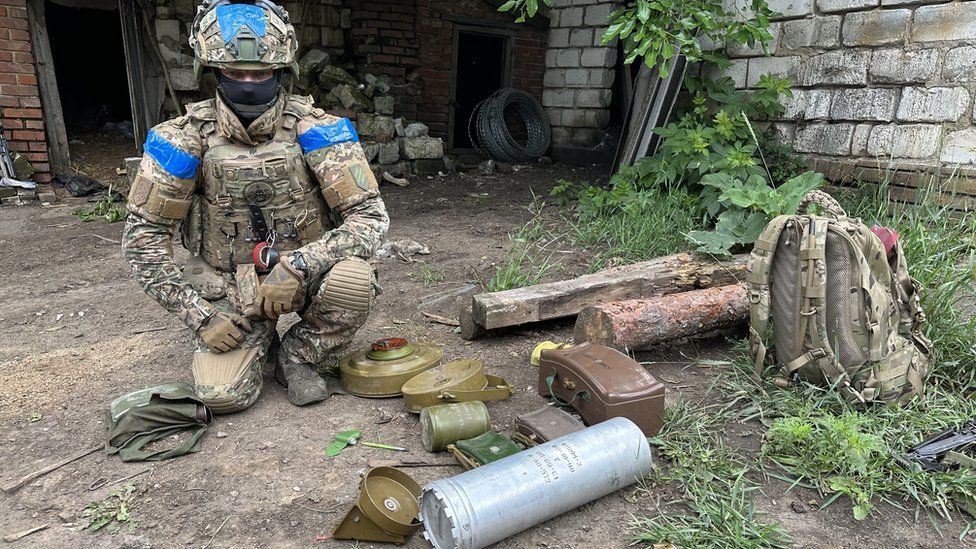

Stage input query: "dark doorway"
[
  {"left": 451, "top": 31, "right": 510, "bottom": 149},
  {"left": 45, "top": 1, "right": 132, "bottom": 138}
]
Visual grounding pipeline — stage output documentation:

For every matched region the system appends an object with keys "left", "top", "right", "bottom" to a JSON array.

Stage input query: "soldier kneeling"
[{"left": 122, "top": 0, "right": 389, "bottom": 412}]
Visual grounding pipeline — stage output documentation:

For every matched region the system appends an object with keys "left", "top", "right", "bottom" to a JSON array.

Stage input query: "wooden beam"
[
  {"left": 574, "top": 284, "right": 749, "bottom": 350},
  {"left": 461, "top": 253, "right": 748, "bottom": 337},
  {"left": 26, "top": 0, "right": 70, "bottom": 173}
]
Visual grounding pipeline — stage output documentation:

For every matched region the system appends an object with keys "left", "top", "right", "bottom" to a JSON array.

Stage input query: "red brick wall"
[
  {"left": 0, "top": 0, "right": 49, "bottom": 183},
  {"left": 346, "top": 0, "right": 547, "bottom": 139}
]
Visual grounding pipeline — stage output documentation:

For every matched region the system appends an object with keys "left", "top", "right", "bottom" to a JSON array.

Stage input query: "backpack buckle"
[
  {"left": 810, "top": 348, "right": 828, "bottom": 360},
  {"left": 749, "top": 290, "right": 762, "bottom": 304}
]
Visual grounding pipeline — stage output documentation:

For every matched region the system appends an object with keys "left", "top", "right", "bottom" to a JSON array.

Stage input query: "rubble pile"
[{"left": 295, "top": 49, "right": 452, "bottom": 183}]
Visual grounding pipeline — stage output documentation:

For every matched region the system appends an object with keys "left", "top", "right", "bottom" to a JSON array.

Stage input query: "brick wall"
[
  {"left": 542, "top": 0, "right": 620, "bottom": 150},
  {"left": 721, "top": 0, "right": 976, "bottom": 171},
  {"left": 0, "top": 0, "right": 49, "bottom": 183}
]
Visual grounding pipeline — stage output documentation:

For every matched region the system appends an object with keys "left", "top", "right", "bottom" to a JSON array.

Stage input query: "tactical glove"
[
  {"left": 256, "top": 258, "right": 306, "bottom": 319},
  {"left": 198, "top": 312, "right": 252, "bottom": 353}
]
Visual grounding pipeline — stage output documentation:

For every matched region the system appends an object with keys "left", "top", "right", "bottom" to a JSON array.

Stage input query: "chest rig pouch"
[{"left": 187, "top": 109, "right": 333, "bottom": 272}]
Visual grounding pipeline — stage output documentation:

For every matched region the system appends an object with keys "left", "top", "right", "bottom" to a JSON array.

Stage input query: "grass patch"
[
  {"left": 556, "top": 182, "right": 703, "bottom": 271},
  {"left": 485, "top": 200, "right": 564, "bottom": 292},
  {"left": 632, "top": 401, "right": 790, "bottom": 548},
  {"left": 414, "top": 261, "right": 444, "bottom": 287}
]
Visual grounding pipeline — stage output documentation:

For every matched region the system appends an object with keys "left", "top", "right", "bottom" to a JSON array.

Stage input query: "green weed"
[
  {"left": 485, "top": 237, "right": 559, "bottom": 292},
  {"left": 83, "top": 483, "right": 138, "bottom": 533},
  {"left": 74, "top": 190, "right": 127, "bottom": 223},
  {"left": 416, "top": 262, "right": 444, "bottom": 287},
  {"left": 632, "top": 401, "right": 790, "bottom": 548}
]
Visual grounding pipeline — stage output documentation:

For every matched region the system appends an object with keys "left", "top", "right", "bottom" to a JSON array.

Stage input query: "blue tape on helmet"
[
  {"left": 216, "top": 4, "right": 267, "bottom": 43},
  {"left": 298, "top": 118, "right": 360, "bottom": 154},
  {"left": 143, "top": 130, "right": 200, "bottom": 180}
]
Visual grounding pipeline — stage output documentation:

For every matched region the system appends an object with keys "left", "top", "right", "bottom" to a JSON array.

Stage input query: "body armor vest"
[{"left": 181, "top": 100, "right": 335, "bottom": 272}]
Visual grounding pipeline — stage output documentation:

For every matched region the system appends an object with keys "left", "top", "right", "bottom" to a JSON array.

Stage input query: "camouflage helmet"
[{"left": 189, "top": 0, "right": 299, "bottom": 77}]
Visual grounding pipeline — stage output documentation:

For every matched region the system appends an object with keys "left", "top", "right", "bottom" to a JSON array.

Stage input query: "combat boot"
[{"left": 275, "top": 361, "right": 330, "bottom": 406}]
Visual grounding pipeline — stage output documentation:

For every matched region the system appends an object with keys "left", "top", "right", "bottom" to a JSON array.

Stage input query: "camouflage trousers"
[{"left": 190, "top": 264, "right": 373, "bottom": 412}]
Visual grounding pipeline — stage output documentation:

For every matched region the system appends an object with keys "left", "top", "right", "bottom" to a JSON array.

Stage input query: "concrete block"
[
  {"left": 399, "top": 136, "right": 444, "bottom": 160},
  {"left": 941, "top": 128, "right": 976, "bottom": 164},
  {"left": 585, "top": 109, "right": 611, "bottom": 128},
  {"left": 842, "top": 9, "right": 910, "bottom": 47},
  {"left": 551, "top": 127, "right": 573, "bottom": 146},
  {"left": 801, "top": 50, "right": 868, "bottom": 86},
  {"left": 794, "top": 123, "right": 854, "bottom": 155},
  {"left": 588, "top": 68, "right": 615, "bottom": 88},
  {"left": 542, "top": 89, "right": 575, "bottom": 108},
  {"left": 374, "top": 96, "right": 395, "bottom": 116},
  {"left": 818, "top": 0, "right": 878, "bottom": 13},
  {"left": 711, "top": 59, "right": 748, "bottom": 88},
  {"left": 560, "top": 7, "right": 584, "bottom": 27},
  {"left": 944, "top": 46, "right": 976, "bottom": 83},
  {"left": 565, "top": 69, "right": 590, "bottom": 87},
  {"left": 771, "top": 122, "right": 796, "bottom": 145},
  {"left": 569, "top": 28, "right": 594, "bottom": 47},
  {"left": 544, "top": 69, "right": 567, "bottom": 87},
  {"left": 545, "top": 49, "right": 558, "bottom": 68},
  {"left": 897, "top": 87, "right": 971, "bottom": 122},
  {"left": 580, "top": 47, "right": 615, "bottom": 68},
  {"left": 155, "top": 19, "right": 181, "bottom": 42},
  {"left": 556, "top": 49, "right": 581, "bottom": 68},
  {"left": 912, "top": 4, "right": 976, "bottom": 43},
  {"left": 549, "top": 28, "right": 571, "bottom": 48},
  {"left": 780, "top": 16, "right": 841, "bottom": 50},
  {"left": 562, "top": 109, "right": 589, "bottom": 128},
  {"left": 852, "top": 123, "right": 872, "bottom": 155},
  {"left": 747, "top": 56, "right": 800, "bottom": 87},
  {"left": 867, "top": 124, "right": 942, "bottom": 158},
  {"left": 377, "top": 141, "right": 399, "bottom": 165},
  {"left": 870, "top": 48, "right": 938, "bottom": 84},
  {"left": 882, "top": 0, "right": 944, "bottom": 4},
  {"left": 404, "top": 123, "right": 429, "bottom": 138},
  {"left": 782, "top": 89, "right": 832, "bottom": 120},
  {"left": 576, "top": 89, "right": 612, "bottom": 108},
  {"left": 767, "top": 0, "right": 813, "bottom": 19},
  {"left": 830, "top": 88, "right": 898, "bottom": 121},
  {"left": 584, "top": 3, "right": 615, "bottom": 26},
  {"left": 572, "top": 128, "right": 604, "bottom": 147}
]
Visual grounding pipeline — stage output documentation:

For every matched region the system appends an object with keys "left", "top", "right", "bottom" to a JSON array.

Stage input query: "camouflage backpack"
[{"left": 746, "top": 190, "right": 933, "bottom": 404}]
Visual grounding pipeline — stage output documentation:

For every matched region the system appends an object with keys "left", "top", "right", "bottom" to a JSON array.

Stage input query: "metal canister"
[
  {"left": 419, "top": 401, "right": 491, "bottom": 453},
  {"left": 419, "top": 417, "right": 652, "bottom": 549}
]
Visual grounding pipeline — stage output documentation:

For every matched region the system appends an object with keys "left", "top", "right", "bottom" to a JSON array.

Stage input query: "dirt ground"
[{"left": 0, "top": 150, "right": 972, "bottom": 548}]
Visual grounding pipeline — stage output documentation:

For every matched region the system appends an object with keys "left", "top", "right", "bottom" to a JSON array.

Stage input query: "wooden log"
[
  {"left": 462, "top": 253, "right": 747, "bottom": 338},
  {"left": 574, "top": 284, "right": 749, "bottom": 350}
]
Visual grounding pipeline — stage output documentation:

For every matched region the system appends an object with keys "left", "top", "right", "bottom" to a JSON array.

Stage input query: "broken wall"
[
  {"left": 0, "top": 0, "right": 51, "bottom": 183},
  {"left": 720, "top": 0, "right": 976, "bottom": 179}
]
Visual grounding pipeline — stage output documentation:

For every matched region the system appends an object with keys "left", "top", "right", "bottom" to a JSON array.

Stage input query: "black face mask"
[{"left": 218, "top": 71, "right": 280, "bottom": 124}]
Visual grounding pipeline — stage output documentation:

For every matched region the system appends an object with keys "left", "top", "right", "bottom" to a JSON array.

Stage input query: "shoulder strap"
[
  {"left": 745, "top": 215, "right": 790, "bottom": 376},
  {"left": 890, "top": 241, "right": 933, "bottom": 357},
  {"left": 184, "top": 99, "right": 219, "bottom": 150}
]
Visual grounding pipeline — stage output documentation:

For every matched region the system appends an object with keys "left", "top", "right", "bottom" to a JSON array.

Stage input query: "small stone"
[
  {"left": 216, "top": 431, "right": 228, "bottom": 438},
  {"left": 394, "top": 117, "right": 406, "bottom": 137},
  {"left": 230, "top": 490, "right": 239, "bottom": 497},
  {"left": 317, "top": 65, "right": 357, "bottom": 89},
  {"left": 292, "top": 486, "right": 301, "bottom": 492},
  {"left": 790, "top": 500, "right": 809, "bottom": 514},
  {"left": 399, "top": 136, "right": 443, "bottom": 160},
  {"left": 374, "top": 95, "right": 395, "bottom": 116},
  {"left": 377, "top": 141, "right": 399, "bottom": 165},
  {"left": 404, "top": 122, "right": 429, "bottom": 138}
]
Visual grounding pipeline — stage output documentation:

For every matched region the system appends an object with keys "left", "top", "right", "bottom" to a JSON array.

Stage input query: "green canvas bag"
[
  {"left": 747, "top": 191, "right": 933, "bottom": 404},
  {"left": 106, "top": 383, "right": 213, "bottom": 462}
]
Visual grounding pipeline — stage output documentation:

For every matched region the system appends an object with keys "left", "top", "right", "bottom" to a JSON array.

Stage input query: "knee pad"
[
  {"left": 320, "top": 258, "right": 373, "bottom": 313},
  {"left": 191, "top": 347, "right": 263, "bottom": 414}
]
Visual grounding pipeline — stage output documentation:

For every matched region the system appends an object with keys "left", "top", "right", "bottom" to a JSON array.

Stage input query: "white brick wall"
[
  {"left": 723, "top": 0, "right": 976, "bottom": 165},
  {"left": 543, "top": 0, "right": 622, "bottom": 148}
]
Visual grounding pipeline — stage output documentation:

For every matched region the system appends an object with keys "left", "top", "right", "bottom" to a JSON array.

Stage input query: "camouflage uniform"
[{"left": 122, "top": 90, "right": 389, "bottom": 413}]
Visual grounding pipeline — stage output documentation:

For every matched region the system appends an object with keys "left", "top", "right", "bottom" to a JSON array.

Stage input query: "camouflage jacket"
[{"left": 121, "top": 92, "right": 389, "bottom": 332}]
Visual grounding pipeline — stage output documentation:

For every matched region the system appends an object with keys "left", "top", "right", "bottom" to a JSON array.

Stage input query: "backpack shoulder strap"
[
  {"left": 890, "top": 241, "right": 933, "bottom": 356},
  {"left": 746, "top": 214, "right": 791, "bottom": 376}
]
